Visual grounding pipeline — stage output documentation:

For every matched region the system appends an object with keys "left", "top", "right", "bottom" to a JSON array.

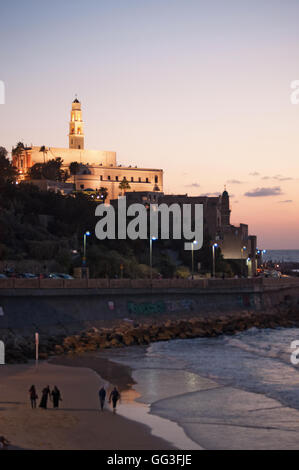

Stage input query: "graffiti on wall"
[{"left": 127, "top": 299, "right": 195, "bottom": 315}]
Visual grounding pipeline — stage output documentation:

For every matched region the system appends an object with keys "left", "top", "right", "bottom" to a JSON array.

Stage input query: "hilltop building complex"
[{"left": 11, "top": 98, "right": 257, "bottom": 273}]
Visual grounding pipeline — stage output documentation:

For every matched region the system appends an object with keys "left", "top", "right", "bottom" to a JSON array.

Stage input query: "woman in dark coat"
[
  {"left": 39, "top": 385, "right": 51, "bottom": 409},
  {"left": 29, "top": 385, "right": 38, "bottom": 409},
  {"left": 51, "top": 386, "right": 62, "bottom": 409}
]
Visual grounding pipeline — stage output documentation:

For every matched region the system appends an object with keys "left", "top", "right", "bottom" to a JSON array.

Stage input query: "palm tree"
[
  {"left": 12, "top": 142, "right": 25, "bottom": 160},
  {"left": 39, "top": 146, "right": 48, "bottom": 164},
  {"left": 119, "top": 177, "right": 131, "bottom": 196},
  {"left": 98, "top": 186, "right": 108, "bottom": 201}
]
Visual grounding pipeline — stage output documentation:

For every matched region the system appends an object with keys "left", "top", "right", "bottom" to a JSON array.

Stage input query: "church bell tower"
[
  {"left": 221, "top": 187, "right": 231, "bottom": 226},
  {"left": 69, "top": 97, "right": 84, "bottom": 150}
]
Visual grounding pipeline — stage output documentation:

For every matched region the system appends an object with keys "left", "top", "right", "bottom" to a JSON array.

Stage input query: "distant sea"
[{"left": 264, "top": 250, "right": 299, "bottom": 263}]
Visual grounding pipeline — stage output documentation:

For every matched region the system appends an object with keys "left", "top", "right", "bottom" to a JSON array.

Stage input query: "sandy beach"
[{"left": 0, "top": 361, "right": 175, "bottom": 450}]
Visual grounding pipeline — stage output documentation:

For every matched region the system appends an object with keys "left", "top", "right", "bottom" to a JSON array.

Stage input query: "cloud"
[
  {"left": 226, "top": 179, "right": 245, "bottom": 184},
  {"left": 262, "top": 175, "right": 293, "bottom": 181},
  {"left": 278, "top": 199, "right": 293, "bottom": 203},
  {"left": 200, "top": 192, "right": 221, "bottom": 197},
  {"left": 185, "top": 183, "right": 200, "bottom": 188},
  {"left": 249, "top": 172, "right": 260, "bottom": 176},
  {"left": 273, "top": 175, "right": 293, "bottom": 181},
  {"left": 244, "top": 186, "right": 283, "bottom": 197}
]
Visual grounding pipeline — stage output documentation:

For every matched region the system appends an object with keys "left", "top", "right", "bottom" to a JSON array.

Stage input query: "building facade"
[
  {"left": 12, "top": 98, "right": 163, "bottom": 202},
  {"left": 117, "top": 190, "right": 258, "bottom": 271}
]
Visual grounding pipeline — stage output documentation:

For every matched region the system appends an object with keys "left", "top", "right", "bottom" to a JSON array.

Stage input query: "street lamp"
[
  {"left": 191, "top": 240, "right": 198, "bottom": 280},
  {"left": 150, "top": 237, "right": 157, "bottom": 280},
  {"left": 241, "top": 245, "right": 247, "bottom": 277},
  {"left": 83, "top": 231, "right": 91, "bottom": 267},
  {"left": 246, "top": 257, "right": 251, "bottom": 277},
  {"left": 261, "top": 249, "right": 267, "bottom": 268},
  {"left": 212, "top": 243, "right": 218, "bottom": 278}
]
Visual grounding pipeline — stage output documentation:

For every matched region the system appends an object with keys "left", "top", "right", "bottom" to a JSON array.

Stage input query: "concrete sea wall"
[{"left": 0, "top": 278, "right": 299, "bottom": 335}]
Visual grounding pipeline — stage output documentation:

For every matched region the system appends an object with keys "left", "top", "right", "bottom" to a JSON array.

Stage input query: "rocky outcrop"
[{"left": 3, "top": 304, "right": 299, "bottom": 363}]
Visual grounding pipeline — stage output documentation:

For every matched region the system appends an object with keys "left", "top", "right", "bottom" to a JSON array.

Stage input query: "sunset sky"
[{"left": 1, "top": 0, "right": 299, "bottom": 248}]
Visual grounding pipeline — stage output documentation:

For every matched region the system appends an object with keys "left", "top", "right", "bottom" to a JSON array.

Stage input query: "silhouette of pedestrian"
[
  {"left": 99, "top": 386, "right": 106, "bottom": 411},
  {"left": 29, "top": 385, "right": 38, "bottom": 409},
  {"left": 0, "top": 436, "right": 10, "bottom": 450},
  {"left": 51, "top": 386, "right": 62, "bottom": 409},
  {"left": 109, "top": 387, "right": 121, "bottom": 413},
  {"left": 39, "top": 385, "right": 51, "bottom": 409}
]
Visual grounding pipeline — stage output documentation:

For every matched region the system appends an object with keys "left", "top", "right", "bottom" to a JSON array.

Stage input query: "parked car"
[
  {"left": 17, "top": 273, "right": 38, "bottom": 279},
  {"left": 0, "top": 274, "right": 7, "bottom": 279},
  {"left": 49, "top": 273, "right": 74, "bottom": 280}
]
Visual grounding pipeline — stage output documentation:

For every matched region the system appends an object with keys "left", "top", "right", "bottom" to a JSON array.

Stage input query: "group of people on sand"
[
  {"left": 29, "top": 385, "right": 62, "bottom": 409},
  {"left": 29, "top": 384, "right": 120, "bottom": 413},
  {"left": 0, "top": 384, "right": 121, "bottom": 450},
  {"left": 99, "top": 386, "right": 121, "bottom": 413}
]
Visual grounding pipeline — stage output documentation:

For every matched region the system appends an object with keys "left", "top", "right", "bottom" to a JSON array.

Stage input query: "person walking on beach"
[
  {"left": 51, "top": 386, "right": 62, "bottom": 409},
  {"left": 0, "top": 436, "right": 10, "bottom": 450},
  {"left": 99, "top": 386, "right": 106, "bottom": 412},
  {"left": 39, "top": 385, "right": 51, "bottom": 409},
  {"left": 29, "top": 385, "right": 38, "bottom": 409},
  {"left": 109, "top": 387, "right": 121, "bottom": 414}
]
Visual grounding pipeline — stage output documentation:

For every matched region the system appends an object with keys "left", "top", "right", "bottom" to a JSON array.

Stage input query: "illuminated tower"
[{"left": 69, "top": 97, "right": 84, "bottom": 150}]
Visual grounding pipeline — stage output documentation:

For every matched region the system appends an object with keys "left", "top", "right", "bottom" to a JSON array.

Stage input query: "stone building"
[
  {"left": 118, "top": 190, "right": 258, "bottom": 273},
  {"left": 12, "top": 98, "right": 163, "bottom": 202}
]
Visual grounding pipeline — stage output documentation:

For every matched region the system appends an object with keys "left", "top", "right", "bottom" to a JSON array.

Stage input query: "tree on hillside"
[
  {"left": 69, "top": 161, "right": 80, "bottom": 189},
  {"left": 0, "top": 147, "right": 18, "bottom": 184},
  {"left": 28, "top": 158, "right": 68, "bottom": 182},
  {"left": 119, "top": 177, "right": 131, "bottom": 196},
  {"left": 28, "top": 163, "right": 44, "bottom": 180}
]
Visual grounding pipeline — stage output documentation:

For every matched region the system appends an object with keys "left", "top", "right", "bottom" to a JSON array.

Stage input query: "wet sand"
[{"left": 0, "top": 361, "right": 175, "bottom": 450}]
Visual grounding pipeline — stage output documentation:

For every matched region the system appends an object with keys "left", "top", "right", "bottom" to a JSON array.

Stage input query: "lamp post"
[
  {"left": 191, "top": 240, "right": 198, "bottom": 280},
  {"left": 150, "top": 237, "right": 157, "bottom": 280},
  {"left": 241, "top": 245, "right": 247, "bottom": 277},
  {"left": 212, "top": 243, "right": 218, "bottom": 278},
  {"left": 247, "top": 257, "right": 251, "bottom": 277},
  {"left": 83, "top": 231, "right": 91, "bottom": 267},
  {"left": 261, "top": 249, "right": 267, "bottom": 267}
]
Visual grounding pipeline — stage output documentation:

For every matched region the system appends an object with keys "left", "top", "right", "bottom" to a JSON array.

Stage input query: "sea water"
[
  {"left": 264, "top": 250, "right": 299, "bottom": 263},
  {"left": 106, "top": 327, "right": 299, "bottom": 449}
]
